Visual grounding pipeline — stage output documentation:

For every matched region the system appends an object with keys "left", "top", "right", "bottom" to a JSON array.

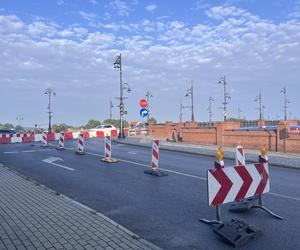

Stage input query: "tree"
[
  {"left": 84, "top": 119, "right": 101, "bottom": 129},
  {"left": 103, "top": 119, "right": 129, "bottom": 128},
  {"left": 1, "top": 123, "right": 14, "bottom": 129},
  {"left": 148, "top": 117, "right": 157, "bottom": 124},
  {"left": 53, "top": 123, "right": 74, "bottom": 132}
]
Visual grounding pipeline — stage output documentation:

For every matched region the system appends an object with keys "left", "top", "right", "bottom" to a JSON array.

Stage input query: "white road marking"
[
  {"left": 0, "top": 163, "right": 4, "bottom": 167},
  {"left": 21, "top": 150, "right": 37, "bottom": 153},
  {"left": 42, "top": 156, "right": 74, "bottom": 171},
  {"left": 127, "top": 151, "right": 137, "bottom": 155},
  {"left": 50, "top": 143, "right": 300, "bottom": 202},
  {"left": 3, "top": 151, "right": 18, "bottom": 154}
]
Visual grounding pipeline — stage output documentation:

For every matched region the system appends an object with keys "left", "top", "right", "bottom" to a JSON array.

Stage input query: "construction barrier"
[
  {"left": 0, "top": 134, "right": 11, "bottom": 144},
  {"left": 11, "top": 133, "right": 23, "bottom": 143},
  {"left": 235, "top": 145, "right": 245, "bottom": 166},
  {"left": 41, "top": 132, "right": 48, "bottom": 147},
  {"left": 75, "top": 133, "right": 85, "bottom": 155},
  {"left": 144, "top": 139, "right": 167, "bottom": 177},
  {"left": 23, "top": 133, "right": 34, "bottom": 143},
  {"left": 200, "top": 147, "right": 282, "bottom": 247},
  {"left": 57, "top": 132, "right": 65, "bottom": 150},
  {"left": 102, "top": 133, "right": 117, "bottom": 163},
  {"left": 47, "top": 133, "right": 55, "bottom": 141},
  {"left": 64, "top": 131, "right": 74, "bottom": 140}
]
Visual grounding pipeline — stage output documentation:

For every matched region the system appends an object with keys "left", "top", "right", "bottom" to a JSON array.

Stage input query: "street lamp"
[
  {"left": 218, "top": 76, "right": 230, "bottom": 122},
  {"left": 109, "top": 97, "right": 114, "bottom": 121},
  {"left": 44, "top": 88, "right": 56, "bottom": 133},
  {"left": 113, "top": 53, "right": 131, "bottom": 138},
  {"left": 280, "top": 87, "right": 289, "bottom": 121},
  {"left": 185, "top": 80, "right": 195, "bottom": 121},
  {"left": 208, "top": 96, "right": 214, "bottom": 123},
  {"left": 145, "top": 91, "right": 153, "bottom": 124},
  {"left": 255, "top": 89, "right": 263, "bottom": 121}
]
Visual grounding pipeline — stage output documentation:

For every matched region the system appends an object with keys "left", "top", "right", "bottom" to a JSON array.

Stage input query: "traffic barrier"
[
  {"left": 235, "top": 145, "right": 245, "bottom": 166},
  {"left": 47, "top": 133, "right": 55, "bottom": 141},
  {"left": 200, "top": 148, "right": 282, "bottom": 247},
  {"left": 144, "top": 139, "right": 167, "bottom": 177},
  {"left": 41, "top": 132, "right": 48, "bottom": 147},
  {"left": 259, "top": 145, "right": 268, "bottom": 164},
  {"left": 96, "top": 131, "right": 104, "bottom": 137},
  {"left": 0, "top": 134, "right": 11, "bottom": 144},
  {"left": 102, "top": 133, "right": 117, "bottom": 163},
  {"left": 82, "top": 131, "right": 90, "bottom": 138},
  {"left": 57, "top": 132, "right": 65, "bottom": 150},
  {"left": 75, "top": 133, "right": 85, "bottom": 155},
  {"left": 23, "top": 133, "right": 34, "bottom": 143},
  {"left": 64, "top": 131, "right": 73, "bottom": 140},
  {"left": 214, "top": 147, "right": 224, "bottom": 169},
  {"left": 11, "top": 133, "right": 23, "bottom": 143}
]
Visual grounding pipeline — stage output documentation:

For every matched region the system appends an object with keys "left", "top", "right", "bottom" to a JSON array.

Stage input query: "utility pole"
[
  {"left": 44, "top": 88, "right": 56, "bottom": 133},
  {"left": 16, "top": 115, "right": 23, "bottom": 127},
  {"left": 109, "top": 97, "right": 114, "bottom": 121},
  {"left": 185, "top": 80, "right": 195, "bottom": 121},
  {"left": 208, "top": 96, "right": 214, "bottom": 123},
  {"left": 218, "top": 76, "right": 230, "bottom": 121},
  {"left": 255, "top": 89, "right": 263, "bottom": 120},
  {"left": 280, "top": 87, "right": 289, "bottom": 121},
  {"left": 237, "top": 106, "right": 242, "bottom": 120},
  {"left": 145, "top": 91, "right": 153, "bottom": 124}
]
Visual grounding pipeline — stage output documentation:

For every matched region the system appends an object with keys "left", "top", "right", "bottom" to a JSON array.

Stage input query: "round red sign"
[{"left": 139, "top": 99, "right": 148, "bottom": 108}]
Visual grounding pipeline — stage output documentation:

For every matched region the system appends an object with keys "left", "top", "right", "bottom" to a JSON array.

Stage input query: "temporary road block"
[
  {"left": 75, "top": 133, "right": 85, "bottom": 155},
  {"left": 11, "top": 133, "right": 23, "bottom": 143},
  {"left": 214, "top": 147, "right": 224, "bottom": 170},
  {"left": 235, "top": 145, "right": 245, "bottom": 166},
  {"left": 41, "top": 131, "right": 48, "bottom": 147},
  {"left": 23, "top": 133, "right": 34, "bottom": 143},
  {"left": 259, "top": 145, "right": 268, "bottom": 164},
  {"left": 0, "top": 134, "right": 11, "bottom": 144},
  {"left": 102, "top": 134, "right": 117, "bottom": 163},
  {"left": 57, "top": 132, "right": 65, "bottom": 150},
  {"left": 144, "top": 139, "right": 167, "bottom": 177}
]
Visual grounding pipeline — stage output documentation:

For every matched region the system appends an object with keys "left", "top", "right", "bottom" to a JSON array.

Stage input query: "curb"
[{"left": 112, "top": 138, "right": 300, "bottom": 169}]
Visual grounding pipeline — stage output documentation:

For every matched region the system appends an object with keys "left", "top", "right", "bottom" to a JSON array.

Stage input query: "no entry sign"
[{"left": 139, "top": 99, "right": 148, "bottom": 108}]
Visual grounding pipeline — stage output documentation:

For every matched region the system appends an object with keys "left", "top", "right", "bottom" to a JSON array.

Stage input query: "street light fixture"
[
  {"left": 185, "top": 80, "right": 195, "bottom": 122},
  {"left": 44, "top": 88, "right": 56, "bottom": 133},
  {"left": 218, "top": 76, "right": 230, "bottom": 122}
]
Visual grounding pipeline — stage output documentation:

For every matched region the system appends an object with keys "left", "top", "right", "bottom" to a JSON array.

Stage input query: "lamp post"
[
  {"left": 185, "top": 80, "right": 195, "bottom": 121},
  {"left": 255, "top": 89, "right": 263, "bottom": 120},
  {"left": 208, "top": 96, "right": 214, "bottom": 123},
  {"left": 237, "top": 105, "right": 242, "bottom": 120},
  {"left": 280, "top": 87, "right": 289, "bottom": 121},
  {"left": 218, "top": 76, "right": 230, "bottom": 121},
  {"left": 44, "top": 88, "right": 56, "bottom": 133},
  {"left": 109, "top": 96, "right": 114, "bottom": 121},
  {"left": 113, "top": 54, "right": 131, "bottom": 138},
  {"left": 145, "top": 91, "right": 153, "bottom": 124}
]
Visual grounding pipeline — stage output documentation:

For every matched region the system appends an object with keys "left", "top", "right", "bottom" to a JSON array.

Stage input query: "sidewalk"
[
  {"left": 0, "top": 165, "right": 161, "bottom": 250},
  {"left": 113, "top": 136, "right": 300, "bottom": 169}
]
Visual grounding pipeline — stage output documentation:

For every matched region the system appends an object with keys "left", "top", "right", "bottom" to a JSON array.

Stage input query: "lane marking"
[
  {"left": 21, "top": 150, "right": 37, "bottom": 153},
  {"left": 42, "top": 156, "right": 74, "bottom": 171},
  {"left": 127, "top": 151, "right": 137, "bottom": 155},
  {"left": 3, "top": 151, "right": 18, "bottom": 154},
  {"left": 51, "top": 143, "right": 300, "bottom": 202}
]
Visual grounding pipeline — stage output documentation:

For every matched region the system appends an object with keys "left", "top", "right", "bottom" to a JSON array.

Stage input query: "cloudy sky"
[{"left": 1, "top": 0, "right": 300, "bottom": 127}]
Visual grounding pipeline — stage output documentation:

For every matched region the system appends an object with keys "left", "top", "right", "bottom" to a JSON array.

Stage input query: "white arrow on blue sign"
[{"left": 140, "top": 108, "right": 148, "bottom": 118}]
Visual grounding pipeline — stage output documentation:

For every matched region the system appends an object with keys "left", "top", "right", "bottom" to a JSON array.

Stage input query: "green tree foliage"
[
  {"left": 148, "top": 117, "right": 157, "bottom": 124},
  {"left": 84, "top": 119, "right": 101, "bottom": 129},
  {"left": 53, "top": 123, "right": 74, "bottom": 132},
  {"left": 103, "top": 119, "right": 129, "bottom": 128},
  {"left": 0, "top": 123, "right": 14, "bottom": 129}
]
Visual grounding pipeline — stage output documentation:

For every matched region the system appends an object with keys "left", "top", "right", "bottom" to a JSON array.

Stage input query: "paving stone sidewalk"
[{"left": 0, "top": 166, "right": 161, "bottom": 250}]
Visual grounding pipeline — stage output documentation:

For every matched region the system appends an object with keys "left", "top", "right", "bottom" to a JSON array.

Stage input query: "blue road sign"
[{"left": 140, "top": 108, "right": 148, "bottom": 118}]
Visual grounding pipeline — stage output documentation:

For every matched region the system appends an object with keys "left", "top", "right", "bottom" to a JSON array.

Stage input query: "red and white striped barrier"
[
  {"left": 144, "top": 139, "right": 167, "bottom": 177},
  {"left": 102, "top": 133, "right": 117, "bottom": 163},
  {"left": 75, "top": 133, "right": 85, "bottom": 155},
  {"left": 57, "top": 132, "right": 65, "bottom": 150},
  {"left": 41, "top": 131, "right": 48, "bottom": 147},
  {"left": 235, "top": 145, "right": 246, "bottom": 166}
]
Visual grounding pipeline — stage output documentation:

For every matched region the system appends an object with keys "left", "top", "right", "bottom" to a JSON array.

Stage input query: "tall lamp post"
[
  {"left": 113, "top": 54, "right": 131, "bottom": 138},
  {"left": 109, "top": 97, "right": 114, "bottom": 121},
  {"left": 44, "top": 88, "right": 56, "bottom": 133},
  {"left": 218, "top": 76, "right": 230, "bottom": 121},
  {"left": 185, "top": 80, "right": 195, "bottom": 121},
  {"left": 280, "top": 87, "right": 289, "bottom": 121},
  {"left": 208, "top": 96, "right": 214, "bottom": 123},
  {"left": 255, "top": 89, "right": 263, "bottom": 121},
  {"left": 145, "top": 91, "right": 153, "bottom": 124}
]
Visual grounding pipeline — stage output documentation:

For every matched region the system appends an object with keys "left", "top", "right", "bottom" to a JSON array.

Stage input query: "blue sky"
[{"left": 1, "top": 0, "right": 300, "bottom": 127}]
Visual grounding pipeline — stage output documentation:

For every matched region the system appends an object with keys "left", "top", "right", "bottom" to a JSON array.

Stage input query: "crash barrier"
[
  {"left": 102, "top": 133, "right": 117, "bottom": 163},
  {"left": 57, "top": 132, "right": 65, "bottom": 150},
  {"left": 75, "top": 133, "right": 85, "bottom": 155},
  {"left": 144, "top": 139, "right": 167, "bottom": 177},
  {"left": 200, "top": 147, "right": 282, "bottom": 247}
]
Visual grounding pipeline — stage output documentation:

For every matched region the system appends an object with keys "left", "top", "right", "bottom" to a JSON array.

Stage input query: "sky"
[{"left": 0, "top": 0, "right": 300, "bottom": 127}]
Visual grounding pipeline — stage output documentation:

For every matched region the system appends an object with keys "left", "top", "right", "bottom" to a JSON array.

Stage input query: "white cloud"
[
  {"left": 79, "top": 11, "right": 97, "bottom": 21},
  {"left": 56, "top": 0, "right": 64, "bottom": 5},
  {"left": 88, "top": 0, "right": 98, "bottom": 4},
  {"left": 109, "top": 0, "right": 131, "bottom": 16},
  {"left": 145, "top": 4, "right": 157, "bottom": 12}
]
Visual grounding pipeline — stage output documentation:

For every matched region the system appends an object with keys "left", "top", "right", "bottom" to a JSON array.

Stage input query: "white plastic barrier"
[{"left": 34, "top": 134, "right": 43, "bottom": 142}]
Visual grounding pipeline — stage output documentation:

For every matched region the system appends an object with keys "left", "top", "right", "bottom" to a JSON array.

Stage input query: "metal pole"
[
  {"left": 259, "top": 90, "right": 262, "bottom": 120},
  {"left": 223, "top": 77, "right": 227, "bottom": 122},
  {"left": 109, "top": 97, "right": 113, "bottom": 121},
  {"left": 180, "top": 99, "right": 183, "bottom": 124},
  {"left": 208, "top": 97, "right": 213, "bottom": 123},
  {"left": 191, "top": 80, "right": 195, "bottom": 122},
  {"left": 119, "top": 54, "right": 124, "bottom": 138},
  {"left": 216, "top": 205, "right": 221, "bottom": 222},
  {"left": 48, "top": 91, "right": 51, "bottom": 133}
]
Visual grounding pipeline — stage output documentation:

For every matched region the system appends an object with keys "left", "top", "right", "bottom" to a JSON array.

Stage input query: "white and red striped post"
[
  {"left": 75, "top": 133, "right": 85, "bottom": 155},
  {"left": 57, "top": 132, "right": 65, "bottom": 150},
  {"left": 102, "top": 133, "right": 117, "bottom": 163},
  {"left": 144, "top": 139, "right": 167, "bottom": 176},
  {"left": 235, "top": 145, "right": 246, "bottom": 166},
  {"left": 41, "top": 131, "right": 48, "bottom": 147}
]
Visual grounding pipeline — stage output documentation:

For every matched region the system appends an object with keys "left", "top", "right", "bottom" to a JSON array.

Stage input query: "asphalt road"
[{"left": 0, "top": 138, "right": 300, "bottom": 250}]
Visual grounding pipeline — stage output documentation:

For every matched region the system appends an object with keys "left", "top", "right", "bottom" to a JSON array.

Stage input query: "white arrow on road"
[{"left": 42, "top": 157, "right": 74, "bottom": 171}]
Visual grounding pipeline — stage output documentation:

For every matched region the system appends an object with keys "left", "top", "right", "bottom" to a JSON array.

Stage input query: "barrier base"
[
  {"left": 56, "top": 147, "right": 65, "bottom": 151},
  {"left": 75, "top": 150, "right": 85, "bottom": 155},
  {"left": 101, "top": 158, "right": 118, "bottom": 163},
  {"left": 213, "top": 218, "right": 263, "bottom": 247},
  {"left": 144, "top": 169, "right": 168, "bottom": 177},
  {"left": 41, "top": 145, "right": 48, "bottom": 148},
  {"left": 229, "top": 198, "right": 256, "bottom": 212}
]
